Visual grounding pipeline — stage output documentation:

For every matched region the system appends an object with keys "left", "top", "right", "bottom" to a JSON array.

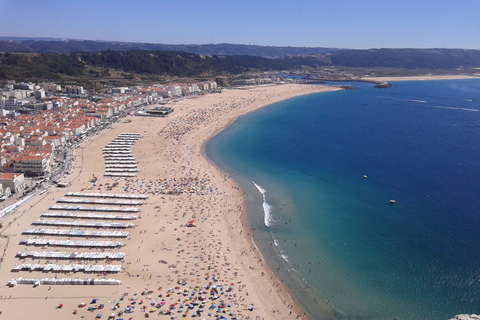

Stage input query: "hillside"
[
  {"left": 0, "top": 37, "right": 341, "bottom": 57},
  {"left": 0, "top": 50, "right": 330, "bottom": 81},
  {"left": 1, "top": 46, "right": 479, "bottom": 84},
  {"left": 328, "top": 48, "right": 480, "bottom": 69}
]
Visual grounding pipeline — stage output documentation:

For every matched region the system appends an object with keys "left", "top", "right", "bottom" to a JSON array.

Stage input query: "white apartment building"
[
  {"left": 65, "top": 86, "right": 85, "bottom": 95},
  {"left": 13, "top": 155, "right": 49, "bottom": 177},
  {"left": 0, "top": 172, "right": 25, "bottom": 193}
]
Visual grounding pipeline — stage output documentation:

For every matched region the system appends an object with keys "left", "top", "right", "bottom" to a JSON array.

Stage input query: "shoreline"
[
  {"left": 0, "top": 83, "right": 339, "bottom": 320},
  {"left": 199, "top": 85, "right": 341, "bottom": 320},
  {"left": 360, "top": 74, "right": 479, "bottom": 82}
]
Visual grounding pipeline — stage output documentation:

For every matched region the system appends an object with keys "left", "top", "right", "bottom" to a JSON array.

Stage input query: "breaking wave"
[{"left": 252, "top": 181, "right": 273, "bottom": 227}]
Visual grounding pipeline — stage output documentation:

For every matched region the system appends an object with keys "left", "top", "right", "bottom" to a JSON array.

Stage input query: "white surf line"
[
  {"left": 430, "top": 105, "right": 478, "bottom": 111},
  {"left": 405, "top": 99, "right": 428, "bottom": 103},
  {"left": 252, "top": 181, "right": 273, "bottom": 227}
]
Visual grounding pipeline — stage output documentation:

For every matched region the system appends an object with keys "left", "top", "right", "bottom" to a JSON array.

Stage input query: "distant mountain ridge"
[
  {"left": 1, "top": 37, "right": 480, "bottom": 82},
  {"left": 0, "top": 37, "right": 342, "bottom": 57}
]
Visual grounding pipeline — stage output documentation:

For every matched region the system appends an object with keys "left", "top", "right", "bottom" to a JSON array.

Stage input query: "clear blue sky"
[{"left": 0, "top": 0, "right": 479, "bottom": 49}]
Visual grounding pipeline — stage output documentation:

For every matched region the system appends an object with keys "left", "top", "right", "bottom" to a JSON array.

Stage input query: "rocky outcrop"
[
  {"left": 450, "top": 315, "right": 480, "bottom": 320},
  {"left": 373, "top": 81, "right": 393, "bottom": 88}
]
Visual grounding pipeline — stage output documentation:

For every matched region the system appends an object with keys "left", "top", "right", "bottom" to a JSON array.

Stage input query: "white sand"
[{"left": 0, "top": 83, "right": 338, "bottom": 320}]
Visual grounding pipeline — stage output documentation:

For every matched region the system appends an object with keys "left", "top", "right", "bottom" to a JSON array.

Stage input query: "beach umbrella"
[{"left": 96, "top": 314, "right": 102, "bottom": 318}]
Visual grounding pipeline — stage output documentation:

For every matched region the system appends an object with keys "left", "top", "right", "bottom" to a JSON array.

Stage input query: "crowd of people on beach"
[
  {"left": 158, "top": 92, "right": 279, "bottom": 142},
  {"left": 120, "top": 177, "right": 216, "bottom": 196},
  {"left": 158, "top": 107, "right": 223, "bottom": 141},
  {"left": 0, "top": 85, "right": 325, "bottom": 320}
]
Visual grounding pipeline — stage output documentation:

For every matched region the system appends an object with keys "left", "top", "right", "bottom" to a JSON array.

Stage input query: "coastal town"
[
  {"left": 0, "top": 74, "right": 329, "bottom": 320},
  {"left": 0, "top": 75, "right": 287, "bottom": 203},
  {"left": 2, "top": 0, "right": 480, "bottom": 318}
]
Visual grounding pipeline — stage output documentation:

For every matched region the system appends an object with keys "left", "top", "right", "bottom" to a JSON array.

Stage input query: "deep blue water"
[{"left": 206, "top": 79, "right": 480, "bottom": 320}]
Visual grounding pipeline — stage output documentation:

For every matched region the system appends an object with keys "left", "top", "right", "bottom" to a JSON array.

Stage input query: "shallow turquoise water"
[{"left": 206, "top": 79, "right": 480, "bottom": 320}]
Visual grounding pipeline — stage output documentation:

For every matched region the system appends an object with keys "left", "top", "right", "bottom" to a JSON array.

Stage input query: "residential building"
[{"left": 0, "top": 172, "right": 25, "bottom": 193}]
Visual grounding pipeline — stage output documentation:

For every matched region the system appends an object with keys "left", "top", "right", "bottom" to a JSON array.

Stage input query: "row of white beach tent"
[
  {"left": 104, "top": 144, "right": 133, "bottom": 148},
  {"left": 103, "top": 150, "right": 133, "bottom": 155},
  {"left": 113, "top": 138, "right": 139, "bottom": 142},
  {"left": 104, "top": 145, "right": 134, "bottom": 150},
  {"left": 104, "top": 134, "right": 141, "bottom": 177},
  {"left": 16, "top": 251, "right": 125, "bottom": 260},
  {"left": 105, "top": 143, "right": 135, "bottom": 147},
  {"left": 103, "top": 148, "right": 132, "bottom": 153},
  {"left": 104, "top": 152, "right": 134, "bottom": 156},
  {"left": 19, "top": 238, "right": 125, "bottom": 248},
  {"left": 106, "top": 164, "right": 138, "bottom": 168},
  {"left": 119, "top": 132, "right": 142, "bottom": 137},
  {"left": 105, "top": 169, "right": 139, "bottom": 172},
  {"left": 22, "top": 228, "right": 130, "bottom": 238},
  {"left": 110, "top": 138, "right": 138, "bottom": 142},
  {"left": 10, "top": 158, "right": 145, "bottom": 285},
  {"left": 64, "top": 192, "right": 147, "bottom": 199},
  {"left": 56, "top": 198, "right": 143, "bottom": 205},
  {"left": 104, "top": 142, "right": 134, "bottom": 146},
  {"left": 12, "top": 263, "right": 122, "bottom": 273},
  {"left": 103, "top": 150, "right": 132, "bottom": 154},
  {"left": 106, "top": 160, "right": 138, "bottom": 164},
  {"left": 41, "top": 212, "right": 138, "bottom": 220},
  {"left": 32, "top": 219, "right": 135, "bottom": 229},
  {"left": 49, "top": 204, "right": 140, "bottom": 212},
  {"left": 106, "top": 141, "right": 136, "bottom": 145},
  {"left": 104, "top": 155, "right": 134, "bottom": 159},
  {"left": 104, "top": 157, "right": 135, "bottom": 161},
  {"left": 104, "top": 151, "right": 134, "bottom": 155},
  {"left": 104, "top": 173, "right": 137, "bottom": 177},
  {"left": 8, "top": 278, "right": 121, "bottom": 286}
]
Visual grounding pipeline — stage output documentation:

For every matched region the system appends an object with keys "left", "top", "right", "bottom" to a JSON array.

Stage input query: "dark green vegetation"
[
  {"left": 1, "top": 39, "right": 479, "bottom": 83},
  {"left": 0, "top": 38, "right": 340, "bottom": 57},
  {"left": 0, "top": 50, "right": 330, "bottom": 81},
  {"left": 328, "top": 48, "right": 480, "bottom": 69}
]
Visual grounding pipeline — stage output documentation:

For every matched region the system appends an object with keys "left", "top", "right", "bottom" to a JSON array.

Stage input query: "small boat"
[
  {"left": 390, "top": 200, "right": 395, "bottom": 204},
  {"left": 363, "top": 175, "right": 367, "bottom": 179}
]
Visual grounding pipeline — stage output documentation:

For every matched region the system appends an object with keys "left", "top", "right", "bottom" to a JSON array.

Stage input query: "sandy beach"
[
  {"left": 0, "top": 83, "right": 338, "bottom": 320},
  {"left": 362, "top": 74, "right": 479, "bottom": 82}
]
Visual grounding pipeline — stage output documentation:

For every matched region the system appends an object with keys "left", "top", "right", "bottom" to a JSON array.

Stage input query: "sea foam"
[{"left": 252, "top": 181, "right": 273, "bottom": 227}]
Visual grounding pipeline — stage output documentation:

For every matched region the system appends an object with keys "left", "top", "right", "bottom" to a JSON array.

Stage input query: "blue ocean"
[{"left": 205, "top": 79, "right": 480, "bottom": 320}]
